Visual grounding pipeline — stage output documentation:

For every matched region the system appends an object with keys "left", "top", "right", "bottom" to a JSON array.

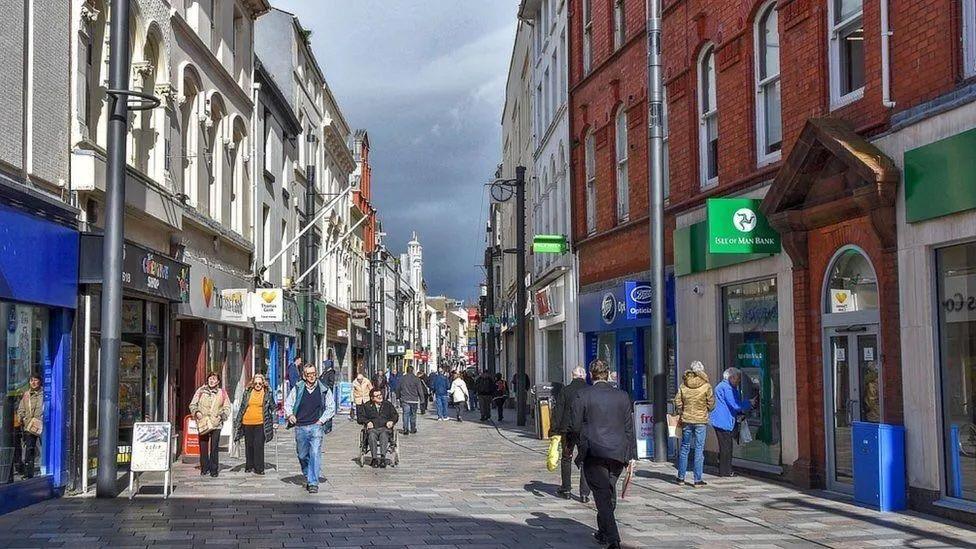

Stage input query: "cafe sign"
[{"left": 706, "top": 198, "right": 780, "bottom": 254}]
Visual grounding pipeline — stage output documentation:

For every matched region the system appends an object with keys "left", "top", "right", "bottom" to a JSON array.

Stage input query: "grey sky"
[{"left": 274, "top": 0, "right": 518, "bottom": 302}]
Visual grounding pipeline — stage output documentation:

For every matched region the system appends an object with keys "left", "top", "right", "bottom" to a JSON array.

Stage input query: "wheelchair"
[{"left": 358, "top": 424, "right": 400, "bottom": 468}]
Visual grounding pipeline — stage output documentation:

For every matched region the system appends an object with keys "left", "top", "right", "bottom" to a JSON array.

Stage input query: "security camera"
[{"left": 692, "top": 285, "right": 703, "bottom": 296}]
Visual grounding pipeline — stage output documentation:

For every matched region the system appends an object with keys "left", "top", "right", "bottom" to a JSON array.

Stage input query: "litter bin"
[
  {"left": 852, "top": 421, "right": 906, "bottom": 512},
  {"left": 531, "top": 383, "right": 554, "bottom": 440}
]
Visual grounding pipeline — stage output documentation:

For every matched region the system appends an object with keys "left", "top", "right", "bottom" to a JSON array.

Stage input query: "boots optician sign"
[{"left": 706, "top": 198, "right": 781, "bottom": 254}]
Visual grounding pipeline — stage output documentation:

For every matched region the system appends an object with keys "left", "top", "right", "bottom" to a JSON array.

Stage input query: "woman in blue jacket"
[{"left": 709, "top": 367, "right": 757, "bottom": 477}]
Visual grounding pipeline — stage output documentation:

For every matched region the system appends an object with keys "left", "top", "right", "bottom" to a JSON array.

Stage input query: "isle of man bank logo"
[{"left": 733, "top": 208, "right": 757, "bottom": 233}]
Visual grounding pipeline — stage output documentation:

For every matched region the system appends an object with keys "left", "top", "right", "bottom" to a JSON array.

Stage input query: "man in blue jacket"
[
  {"left": 709, "top": 366, "right": 757, "bottom": 477},
  {"left": 430, "top": 368, "right": 451, "bottom": 420}
]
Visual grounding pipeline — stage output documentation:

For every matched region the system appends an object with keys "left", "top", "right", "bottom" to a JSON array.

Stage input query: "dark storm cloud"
[{"left": 273, "top": 0, "right": 518, "bottom": 302}]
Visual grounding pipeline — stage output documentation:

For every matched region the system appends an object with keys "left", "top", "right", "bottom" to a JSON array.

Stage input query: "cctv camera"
[{"left": 692, "top": 285, "right": 703, "bottom": 295}]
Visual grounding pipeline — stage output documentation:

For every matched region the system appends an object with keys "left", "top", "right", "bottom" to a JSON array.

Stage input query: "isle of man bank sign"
[{"left": 706, "top": 198, "right": 780, "bottom": 254}]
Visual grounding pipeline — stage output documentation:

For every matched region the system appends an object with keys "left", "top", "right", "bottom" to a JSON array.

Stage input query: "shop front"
[
  {"left": 0, "top": 195, "right": 79, "bottom": 513},
  {"left": 673, "top": 193, "right": 795, "bottom": 475},
  {"left": 763, "top": 118, "right": 901, "bottom": 491},
  {"left": 532, "top": 269, "right": 580, "bottom": 385},
  {"left": 75, "top": 234, "right": 189, "bottom": 491},
  {"left": 877, "top": 110, "right": 976, "bottom": 522},
  {"left": 175, "top": 254, "right": 253, "bottom": 451},
  {"left": 578, "top": 276, "right": 674, "bottom": 400},
  {"left": 326, "top": 305, "right": 350, "bottom": 375},
  {"left": 351, "top": 325, "right": 368, "bottom": 379}
]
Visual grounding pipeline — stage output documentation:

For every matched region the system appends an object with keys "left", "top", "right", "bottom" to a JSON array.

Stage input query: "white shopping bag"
[{"left": 738, "top": 420, "right": 753, "bottom": 444}]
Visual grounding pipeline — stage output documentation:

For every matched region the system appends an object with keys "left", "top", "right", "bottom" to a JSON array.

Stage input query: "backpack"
[{"left": 496, "top": 380, "right": 508, "bottom": 397}]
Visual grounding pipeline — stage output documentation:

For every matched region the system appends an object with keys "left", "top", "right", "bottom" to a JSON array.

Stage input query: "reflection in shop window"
[
  {"left": 722, "top": 278, "right": 781, "bottom": 466},
  {"left": 937, "top": 242, "right": 976, "bottom": 502},
  {"left": 825, "top": 248, "right": 878, "bottom": 313}
]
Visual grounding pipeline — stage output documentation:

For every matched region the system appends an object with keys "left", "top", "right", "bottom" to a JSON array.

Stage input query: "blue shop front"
[
  {"left": 579, "top": 276, "right": 675, "bottom": 401},
  {"left": 0, "top": 187, "right": 79, "bottom": 514}
]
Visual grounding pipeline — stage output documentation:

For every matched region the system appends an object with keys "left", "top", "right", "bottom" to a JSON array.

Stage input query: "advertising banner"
[
  {"left": 706, "top": 198, "right": 780, "bottom": 254},
  {"left": 131, "top": 422, "right": 172, "bottom": 472},
  {"left": 633, "top": 401, "right": 653, "bottom": 460},
  {"left": 337, "top": 381, "right": 353, "bottom": 412}
]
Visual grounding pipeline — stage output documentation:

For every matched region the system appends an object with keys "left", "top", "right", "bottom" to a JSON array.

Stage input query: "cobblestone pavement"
[{"left": 1, "top": 406, "right": 975, "bottom": 548}]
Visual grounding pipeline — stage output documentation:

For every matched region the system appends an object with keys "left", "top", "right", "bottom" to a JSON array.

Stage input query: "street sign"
[
  {"left": 706, "top": 198, "right": 780, "bottom": 254},
  {"left": 532, "top": 234, "right": 568, "bottom": 254}
]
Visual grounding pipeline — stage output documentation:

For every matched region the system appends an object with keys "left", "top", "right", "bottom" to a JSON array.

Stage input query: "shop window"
[
  {"left": 0, "top": 303, "right": 50, "bottom": 482},
  {"left": 829, "top": 0, "right": 865, "bottom": 108},
  {"left": 722, "top": 278, "right": 781, "bottom": 466},
  {"left": 937, "top": 241, "right": 976, "bottom": 501},
  {"left": 824, "top": 248, "right": 879, "bottom": 313},
  {"left": 597, "top": 332, "right": 616, "bottom": 371}
]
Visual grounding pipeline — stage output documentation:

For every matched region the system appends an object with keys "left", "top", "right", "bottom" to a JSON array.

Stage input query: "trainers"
[
  {"left": 676, "top": 478, "right": 686, "bottom": 486},
  {"left": 693, "top": 481, "right": 707, "bottom": 488},
  {"left": 307, "top": 484, "right": 319, "bottom": 493}
]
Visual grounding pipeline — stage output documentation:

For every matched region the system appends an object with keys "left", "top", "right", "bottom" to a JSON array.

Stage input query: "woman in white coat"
[{"left": 449, "top": 371, "right": 469, "bottom": 422}]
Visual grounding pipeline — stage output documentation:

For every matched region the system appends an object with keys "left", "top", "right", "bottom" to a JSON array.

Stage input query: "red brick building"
[{"left": 660, "top": 0, "right": 976, "bottom": 522}]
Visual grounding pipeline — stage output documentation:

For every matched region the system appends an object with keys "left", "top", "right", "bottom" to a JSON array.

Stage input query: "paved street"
[{"left": 1, "top": 407, "right": 975, "bottom": 548}]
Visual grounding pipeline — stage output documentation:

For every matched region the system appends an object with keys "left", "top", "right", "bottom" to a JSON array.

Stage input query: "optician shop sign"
[
  {"left": 579, "top": 277, "right": 674, "bottom": 334},
  {"left": 706, "top": 198, "right": 780, "bottom": 254}
]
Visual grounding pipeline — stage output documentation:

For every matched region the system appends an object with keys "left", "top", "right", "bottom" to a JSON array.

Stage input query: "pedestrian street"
[{"left": 0, "top": 408, "right": 974, "bottom": 549}]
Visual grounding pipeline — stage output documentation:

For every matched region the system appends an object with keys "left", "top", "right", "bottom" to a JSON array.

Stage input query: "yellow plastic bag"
[{"left": 546, "top": 435, "right": 562, "bottom": 472}]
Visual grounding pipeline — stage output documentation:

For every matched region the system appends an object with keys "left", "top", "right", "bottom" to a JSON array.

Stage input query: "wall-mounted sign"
[
  {"left": 706, "top": 198, "right": 780, "bottom": 254},
  {"left": 533, "top": 234, "right": 568, "bottom": 254},
  {"left": 179, "top": 255, "right": 252, "bottom": 324},
  {"left": 251, "top": 288, "right": 283, "bottom": 322},
  {"left": 220, "top": 288, "right": 248, "bottom": 322},
  {"left": 404, "top": 349, "right": 414, "bottom": 360},
  {"left": 351, "top": 307, "right": 368, "bottom": 320},
  {"left": 830, "top": 289, "right": 855, "bottom": 313},
  {"left": 79, "top": 234, "right": 189, "bottom": 303},
  {"left": 624, "top": 281, "right": 652, "bottom": 320}
]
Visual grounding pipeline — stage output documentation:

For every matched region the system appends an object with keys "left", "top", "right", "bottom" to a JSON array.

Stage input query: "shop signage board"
[
  {"left": 532, "top": 234, "right": 568, "bottom": 254},
  {"left": 633, "top": 401, "right": 653, "bottom": 460},
  {"left": 79, "top": 233, "right": 189, "bottom": 303},
  {"left": 404, "top": 349, "right": 414, "bottom": 360},
  {"left": 624, "top": 281, "right": 652, "bottom": 320},
  {"left": 129, "top": 422, "right": 173, "bottom": 499},
  {"left": 337, "top": 382, "right": 353, "bottom": 412},
  {"left": 251, "top": 288, "right": 283, "bottom": 322},
  {"left": 179, "top": 255, "right": 252, "bottom": 324},
  {"left": 706, "top": 198, "right": 780, "bottom": 254},
  {"left": 579, "top": 276, "right": 675, "bottom": 334},
  {"left": 220, "top": 289, "right": 248, "bottom": 322}
]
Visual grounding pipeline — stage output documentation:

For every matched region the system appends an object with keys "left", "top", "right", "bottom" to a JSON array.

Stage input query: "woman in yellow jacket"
[{"left": 673, "top": 361, "right": 715, "bottom": 487}]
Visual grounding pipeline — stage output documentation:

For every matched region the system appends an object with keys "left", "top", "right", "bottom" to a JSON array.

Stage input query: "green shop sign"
[
  {"left": 706, "top": 198, "right": 780, "bottom": 254},
  {"left": 532, "top": 234, "right": 568, "bottom": 254}
]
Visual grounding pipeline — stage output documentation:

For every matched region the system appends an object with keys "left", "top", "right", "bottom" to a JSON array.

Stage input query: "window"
[
  {"left": 280, "top": 219, "right": 288, "bottom": 284},
  {"left": 551, "top": 50, "right": 558, "bottom": 111},
  {"left": 613, "top": 0, "right": 626, "bottom": 50},
  {"left": 965, "top": 0, "right": 976, "bottom": 78},
  {"left": 615, "top": 108, "right": 629, "bottom": 222},
  {"left": 663, "top": 87, "right": 670, "bottom": 200},
  {"left": 209, "top": 0, "right": 218, "bottom": 52},
  {"left": 536, "top": 84, "right": 544, "bottom": 141},
  {"left": 722, "top": 278, "right": 782, "bottom": 466},
  {"left": 582, "top": 0, "right": 593, "bottom": 73},
  {"left": 543, "top": 68, "right": 551, "bottom": 127},
  {"left": 262, "top": 206, "right": 272, "bottom": 282},
  {"left": 698, "top": 45, "right": 719, "bottom": 187},
  {"left": 585, "top": 131, "right": 596, "bottom": 234},
  {"left": 829, "top": 0, "right": 864, "bottom": 107},
  {"left": 756, "top": 1, "right": 782, "bottom": 163},
  {"left": 561, "top": 30, "right": 568, "bottom": 103}
]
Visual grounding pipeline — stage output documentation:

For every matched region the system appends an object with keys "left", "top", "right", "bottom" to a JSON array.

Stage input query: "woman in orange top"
[{"left": 233, "top": 374, "right": 276, "bottom": 475}]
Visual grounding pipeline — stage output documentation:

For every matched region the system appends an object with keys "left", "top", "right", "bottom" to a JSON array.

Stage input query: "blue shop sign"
[
  {"left": 0, "top": 201, "right": 78, "bottom": 309},
  {"left": 579, "top": 275, "right": 675, "bottom": 333}
]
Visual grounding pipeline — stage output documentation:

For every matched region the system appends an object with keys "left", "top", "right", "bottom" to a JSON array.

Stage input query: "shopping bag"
[
  {"left": 546, "top": 435, "right": 562, "bottom": 472},
  {"left": 738, "top": 420, "right": 753, "bottom": 444},
  {"left": 666, "top": 414, "right": 681, "bottom": 438}
]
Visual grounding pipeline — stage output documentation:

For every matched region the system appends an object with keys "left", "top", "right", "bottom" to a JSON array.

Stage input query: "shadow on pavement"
[
  {"left": 524, "top": 480, "right": 562, "bottom": 498},
  {"left": 0, "top": 496, "right": 599, "bottom": 548},
  {"left": 279, "top": 473, "right": 327, "bottom": 486},
  {"left": 765, "top": 497, "right": 976, "bottom": 549}
]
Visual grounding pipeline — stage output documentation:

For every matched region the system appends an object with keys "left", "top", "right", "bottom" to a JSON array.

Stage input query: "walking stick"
[{"left": 620, "top": 460, "right": 635, "bottom": 499}]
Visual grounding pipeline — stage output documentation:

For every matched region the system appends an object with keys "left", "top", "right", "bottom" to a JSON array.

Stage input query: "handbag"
[
  {"left": 666, "top": 414, "right": 682, "bottom": 438},
  {"left": 24, "top": 394, "right": 42, "bottom": 436}
]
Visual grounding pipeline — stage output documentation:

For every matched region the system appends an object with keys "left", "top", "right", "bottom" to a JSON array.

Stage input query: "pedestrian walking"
[
  {"left": 710, "top": 367, "right": 756, "bottom": 477},
  {"left": 475, "top": 370, "right": 495, "bottom": 421},
  {"left": 389, "top": 368, "right": 401, "bottom": 406},
  {"left": 16, "top": 373, "right": 43, "bottom": 479},
  {"left": 320, "top": 349, "right": 337, "bottom": 390},
  {"left": 449, "top": 371, "right": 469, "bottom": 422},
  {"left": 188, "top": 372, "right": 231, "bottom": 477},
  {"left": 550, "top": 367, "right": 590, "bottom": 502},
  {"left": 571, "top": 359, "right": 636, "bottom": 549},
  {"left": 417, "top": 370, "right": 430, "bottom": 415},
  {"left": 287, "top": 356, "right": 303, "bottom": 393},
  {"left": 351, "top": 370, "right": 373, "bottom": 421},
  {"left": 285, "top": 363, "right": 336, "bottom": 493},
  {"left": 431, "top": 369, "right": 451, "bottom": 420},
  {"left": 396, "top": 366, "right": 425, "bottom": 435},
  {"left": 673, "top": 361, "right": 715, "bottom": 487},
  {"left": 492, "top": 373, "right": 508, "bottom": 422},
  {"left": 233, "top": 373, "right": 276, "bottom": 475},
  {"left": 358, "top": 388, "right": 399, "bottom": 468}
]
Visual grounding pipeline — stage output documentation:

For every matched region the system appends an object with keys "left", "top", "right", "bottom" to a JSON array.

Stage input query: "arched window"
[
  {"left": 80, "top": 0, "right": 107, "bottom": 142},
  {"left": 755, "top": 1, "right": 782, "bottom": 164},
  {"left": 825, "top": 248, "right": 879, "bottom": 314},
  {"left": 615, "top": 107, "right": 629, "bottom": 222},
  {"left": 584, "top": 131, "right": 596, "bottom": 234},
  {"left": 229, "top": 117, "right": 248, "bottom": 235},
  {"left": 132, "top": 34, "right": 165, "bottom": 181},
  {"left": 698, "top": 45, "right": 718, "bottom": 188},
  {"left": 180, "top": 67, "right": 202, "bottom": 207},
  {"left": 205, "top": 94, "right": 226, "bottom": 221}
]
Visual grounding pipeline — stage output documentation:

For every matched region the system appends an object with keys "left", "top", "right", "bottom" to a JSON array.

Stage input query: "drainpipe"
[{"left": 880, "top": 0, "right": 895, "bottom": 108}]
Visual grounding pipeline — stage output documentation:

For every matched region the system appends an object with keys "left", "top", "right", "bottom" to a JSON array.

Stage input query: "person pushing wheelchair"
[{"left": 358, "top": 388, "right": 399, "bottom": 468}]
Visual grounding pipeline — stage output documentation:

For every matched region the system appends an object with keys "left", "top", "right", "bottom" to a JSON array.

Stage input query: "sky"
[{"left": 274, "top": 0, "right": 519, "bottom": 303}]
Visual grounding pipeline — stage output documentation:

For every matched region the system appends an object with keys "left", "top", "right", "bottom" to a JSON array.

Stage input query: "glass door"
[{"left": 825, "top": 326, "right": 880, "bottom": 493}]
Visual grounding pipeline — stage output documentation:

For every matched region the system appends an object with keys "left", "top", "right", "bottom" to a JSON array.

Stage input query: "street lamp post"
[
  {"left": 304, "top": 162, "right": 317, "bottom": 368},
  {"left": 490, "top": 166, "right": 528, "bottom": 426}
]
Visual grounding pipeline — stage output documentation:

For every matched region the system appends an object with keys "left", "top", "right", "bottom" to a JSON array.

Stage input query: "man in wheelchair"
[{"left": 358, "top": 388, "right": 399, "bottom": 468}]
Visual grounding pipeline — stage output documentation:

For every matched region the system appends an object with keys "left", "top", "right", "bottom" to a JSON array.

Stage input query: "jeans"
[
  {"left": 402, "top": 402, "right": 418, "bottom": 432},
  {"left": 677, "top": 423, "right": 707, "bottom": 482},
  {"left": 295, "top": 424, "right": 325, "bottom": 487},
  {"left": 435, "top": 395, "right": 449, "bottom": 418}
]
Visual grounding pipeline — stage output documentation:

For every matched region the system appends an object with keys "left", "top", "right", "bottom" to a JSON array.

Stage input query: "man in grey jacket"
[{"left": 396, "top": 366, "right": 425, "bottom": 435}]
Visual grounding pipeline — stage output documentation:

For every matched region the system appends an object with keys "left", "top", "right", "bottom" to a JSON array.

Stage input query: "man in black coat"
[
  {"left": 475, "top": 370, "right": 496, "bottom": 421},
  {"left": 396, "top": 366, "right": 425, "bottom": 435},
  {"left": 550, "top": 366, "right": 590, "bottom": 502},
  {"left": 358, "top": 388, "right": 399, "bottom": 468},
  {"left": 571, "top": 359, "right": 636, "bottom": 549}
]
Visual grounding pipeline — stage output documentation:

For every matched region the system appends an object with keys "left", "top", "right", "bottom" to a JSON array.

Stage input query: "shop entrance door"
[
  {"left": 824, "top": 325, "right": 881, "bottom": 493},
  {"left": 618, "top": 339, "right": 634, "bottom": 395}
]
